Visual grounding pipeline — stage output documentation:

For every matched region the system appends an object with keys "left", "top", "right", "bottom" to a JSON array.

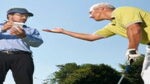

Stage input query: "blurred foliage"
[
  {"left": 119, "top": 56, "right": 144, "bottom": 84},
  {"left": 43, "top": 55, "right": 144, "bottom": 84}
]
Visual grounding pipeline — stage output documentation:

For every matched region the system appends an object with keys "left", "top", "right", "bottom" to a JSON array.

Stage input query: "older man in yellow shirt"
[{"left": 43, "top": 2, "right": 150, "bottom": 84}]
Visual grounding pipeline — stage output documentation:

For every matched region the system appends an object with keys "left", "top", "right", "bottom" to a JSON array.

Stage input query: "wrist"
[
  {"left": 126, "top": 49, "right": 141, "bottom": 63},
  {"left": 127, "top": 49, "right": 137, "bottom": 54},
  {"left": 61, "top": 29, "right": 67, "bottom": 34}
]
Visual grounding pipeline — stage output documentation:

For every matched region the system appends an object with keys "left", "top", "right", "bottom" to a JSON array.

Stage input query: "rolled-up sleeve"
[{"left": 22, "top": 28, "right": 43, "bottom": 47}]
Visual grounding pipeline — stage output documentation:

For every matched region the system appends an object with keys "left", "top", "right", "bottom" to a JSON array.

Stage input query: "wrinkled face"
[
  {"left": 8, "top": 13, "right": 29, "bottom": 23},
  {"left": 89, "top": 7, "right": 104, "bottom": 21}
]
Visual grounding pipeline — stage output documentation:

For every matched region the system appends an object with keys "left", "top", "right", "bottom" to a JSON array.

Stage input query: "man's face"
[
  {"left": 8, "top": 13, "right": 29, "bottom": 23},
  {"left": 89, "top": 7, "right": 104, "bottom": 21}
]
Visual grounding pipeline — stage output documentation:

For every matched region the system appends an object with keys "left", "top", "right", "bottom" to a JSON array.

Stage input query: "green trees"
[
  {"left": 43, "top": 56, "right": 144, "bottom": 84},
  {"left": 44, "top": 63, "right": 120, "bottom": 84}
]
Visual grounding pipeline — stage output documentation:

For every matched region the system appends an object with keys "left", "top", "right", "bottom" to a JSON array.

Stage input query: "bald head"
[{"left": 89, "top": 2, "right": 115, "bottom": 12}]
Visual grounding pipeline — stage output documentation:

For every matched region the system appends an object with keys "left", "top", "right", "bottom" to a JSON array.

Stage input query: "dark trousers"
[{"left": 0, "top": 52, "right": 34, "bottom": 84}]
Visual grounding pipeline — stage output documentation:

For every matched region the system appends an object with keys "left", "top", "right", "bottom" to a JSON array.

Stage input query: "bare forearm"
[
  {"left": 127, "top": 23, "right": 142, "bottom": 49},
  {"left": 62, "top": 30, "right": 104, "bottom": 41},
  {"left": 43, "top": 28, "right": 104, "bottom": 41},
  {"left": 128, "top": 32, "right": 141, "bottom": 49}
]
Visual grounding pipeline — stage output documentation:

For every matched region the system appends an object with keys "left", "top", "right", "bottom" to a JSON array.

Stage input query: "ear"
[{"left": 7, "top": 14, "right": 13, "bottom": 19}]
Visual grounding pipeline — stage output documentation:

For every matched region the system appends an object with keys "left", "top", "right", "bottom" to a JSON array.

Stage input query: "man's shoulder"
[
  {"left": 115, "top": 6, "right": 143, "bottom": 12},
  {"left": 112, "top": 6, "right": 145, "bottom": 18},
  {"left": 116, "top": 6, "right": 139, "bottom": 9}
]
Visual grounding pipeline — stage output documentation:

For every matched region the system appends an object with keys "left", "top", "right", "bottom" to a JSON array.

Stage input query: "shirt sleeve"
[
  {"left": 22, "top": 28, "right": 43, "bottom": 47},
  {"left": 114, "top": 7, "right": 143, "bottom": 28},
  {"left": 122, "top": 12, "right": 142, "bottom": 28},
  {"left": 94, "top": 24, "right": 116, "bottom": 38}
]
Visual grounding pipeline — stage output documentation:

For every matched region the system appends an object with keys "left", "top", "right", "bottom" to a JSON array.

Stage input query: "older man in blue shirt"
[{"left": 0, "top": 8, "right": 43, "bottom": 84}]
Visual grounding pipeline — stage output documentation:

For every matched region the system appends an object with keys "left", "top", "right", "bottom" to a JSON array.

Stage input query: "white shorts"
[{"left": 141, "top": 67, "right": 150, "bottom": 84}]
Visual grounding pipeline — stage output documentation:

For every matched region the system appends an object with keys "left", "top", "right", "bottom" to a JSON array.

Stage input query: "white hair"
[{"left": 89, "top": 2, "right": 115, "bottom": 11}]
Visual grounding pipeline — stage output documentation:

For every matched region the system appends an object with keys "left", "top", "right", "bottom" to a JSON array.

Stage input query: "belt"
[{"left": 0, "top": 50, "right": 31, "bottom": 55}]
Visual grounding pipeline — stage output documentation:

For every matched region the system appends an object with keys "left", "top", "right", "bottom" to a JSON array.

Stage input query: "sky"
[{"left": 0, "top": 0, "right": 150, "bottom": 84}]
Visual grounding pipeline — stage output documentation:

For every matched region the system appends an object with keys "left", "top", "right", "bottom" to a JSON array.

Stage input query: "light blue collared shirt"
[{"left": 0, "top": 23, "right": 43, "bottom": 52}]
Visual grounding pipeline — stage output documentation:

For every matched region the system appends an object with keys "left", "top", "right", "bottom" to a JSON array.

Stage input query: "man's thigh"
[{"left": 11, "top": 53, "right": 34, "bottom": 84}]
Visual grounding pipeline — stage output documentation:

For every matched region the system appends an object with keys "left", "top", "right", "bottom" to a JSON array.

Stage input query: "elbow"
[
  {"left": 31, "top": 40, "right": 44, "bottom": 47},
  {"left": 86, "top": 38, "right": 98, "bottom": 42},
  {"left": 128, "top": 23, "right": 142, "bottom": 35},
  {"left": 81, "top": 34, "right": 103, "bottom": 42},
  {"left": 133, "top": 27, "right": 141, "bottom": 34},
  {"left": 133, "top": 30, "right": 141, "bottom": 36},
  {"left": 86, "top": 37, "right": 103, "bottom": 42}
]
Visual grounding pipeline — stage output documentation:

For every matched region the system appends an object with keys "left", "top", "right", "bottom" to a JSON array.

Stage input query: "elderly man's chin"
[{"left": 95, "top": 19, "right": 103, "bottom": 21}]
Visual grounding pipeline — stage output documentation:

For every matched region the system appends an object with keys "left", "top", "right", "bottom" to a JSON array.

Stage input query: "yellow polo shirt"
[{"left": 94, "top": 6, "right": 150, "bottom": 44}]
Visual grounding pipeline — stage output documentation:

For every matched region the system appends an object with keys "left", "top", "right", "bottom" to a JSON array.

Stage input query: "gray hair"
[{"left": 89, "top": 2, "right": 115, "bottom": 11}]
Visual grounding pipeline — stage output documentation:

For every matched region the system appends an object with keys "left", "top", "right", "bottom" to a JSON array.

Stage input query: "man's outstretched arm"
[{"left": 43, "top": 28, "right": 104, "bottom": 41}]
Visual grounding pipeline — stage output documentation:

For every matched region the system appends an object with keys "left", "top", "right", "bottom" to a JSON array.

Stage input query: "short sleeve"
[
  {"left": 94, "top": 24, "right": 115, "bottom": 38},
  {"left": 112, "top": 7, "right": 143, "bottom": 28},
  {"left": 121, "top": 11, "right": 142, "bottom": 28}
]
